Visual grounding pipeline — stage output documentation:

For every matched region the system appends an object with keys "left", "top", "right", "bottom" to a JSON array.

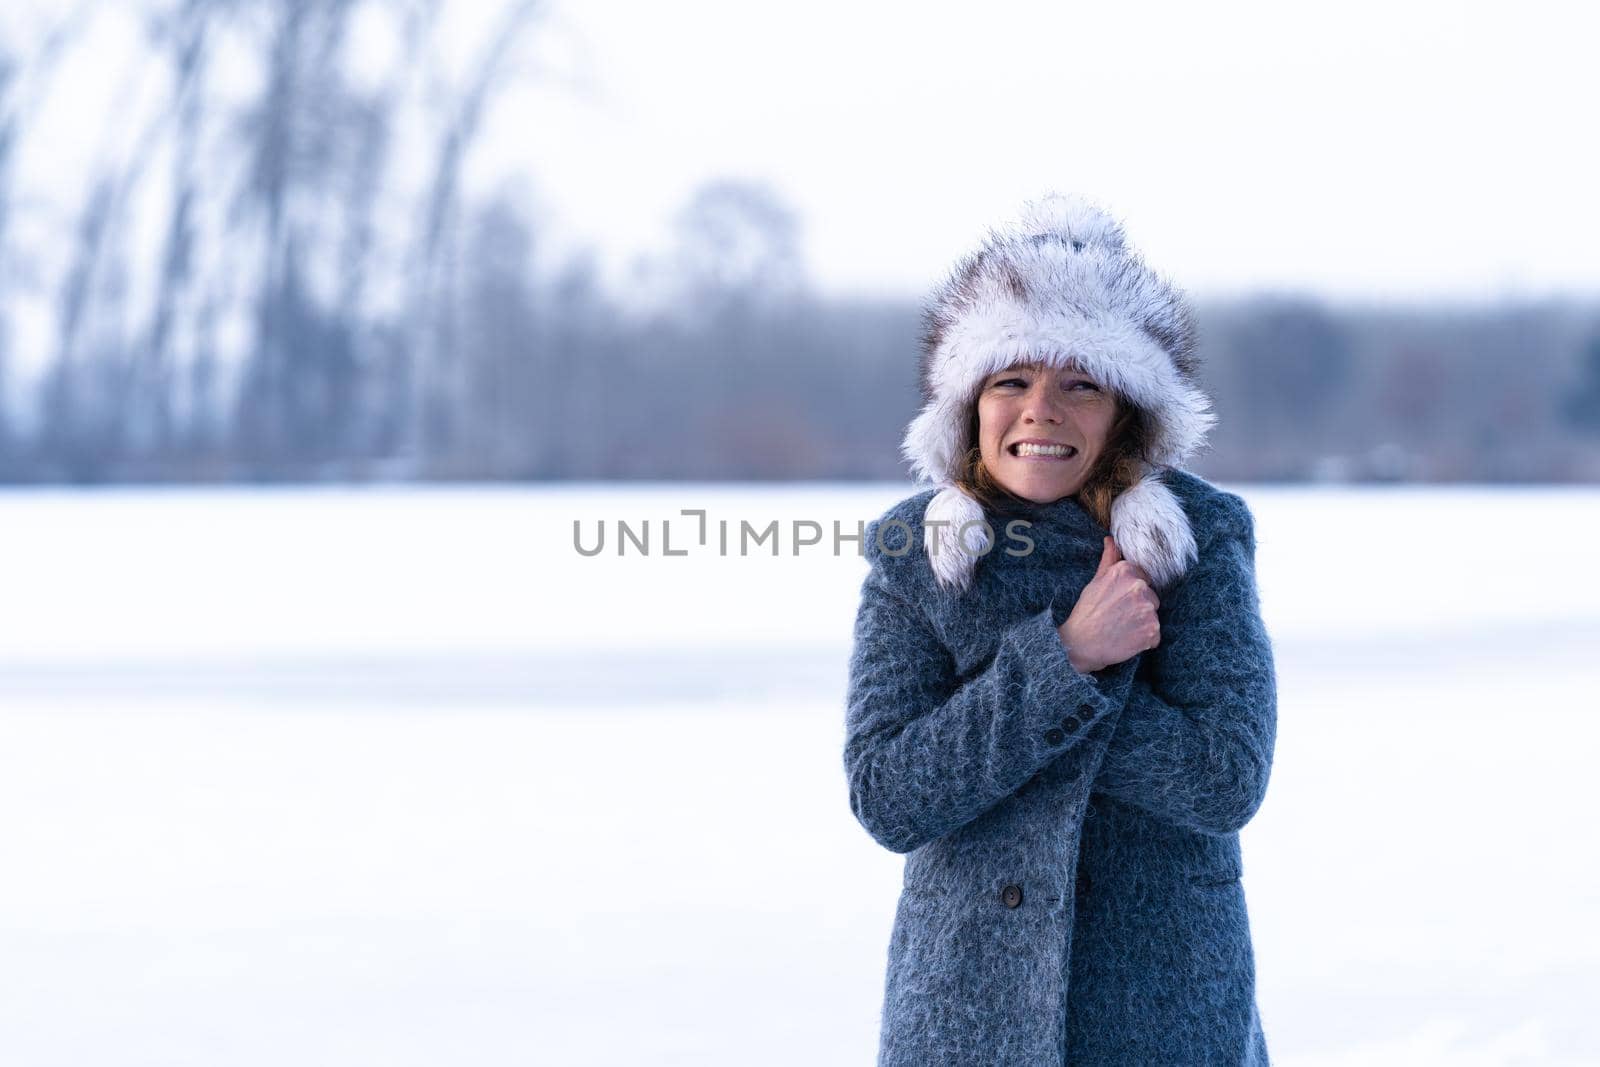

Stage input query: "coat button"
[
  {"left": 1043, "top": 727, "right": 1065, "bottom": 745},
  {"left": 1078, "top": 701, "right": 1095, "bottom": 715},
  {"left": 1000, "top": 884, "right": 1023, "bottom": 908},
  {"left": 1060, "top": 715, "right": 1081, "bottom": 733}
]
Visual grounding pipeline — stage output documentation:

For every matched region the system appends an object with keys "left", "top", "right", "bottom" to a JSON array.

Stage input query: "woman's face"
[{"left": 976, "top": 360, "right": 1117, "bottom": 503}]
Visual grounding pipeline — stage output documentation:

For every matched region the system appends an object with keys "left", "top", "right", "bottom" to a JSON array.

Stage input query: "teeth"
[{"left": 1014, "top": 442, "right": 1075, "bottom": 457}]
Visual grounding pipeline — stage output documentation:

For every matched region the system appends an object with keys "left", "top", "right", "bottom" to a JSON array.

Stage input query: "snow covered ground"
[{"left": 1, "top": 483, "right": 1597, "bottom": 1066}]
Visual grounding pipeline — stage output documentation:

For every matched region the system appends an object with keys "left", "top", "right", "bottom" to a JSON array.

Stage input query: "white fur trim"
[
  {"left": 900, "top": 397, "right": 969, "bottom": 487},
  {"left": 1109, "top": 470, "right": 1198, "bottom": 591},
  {"left": 921, "top": 311, "right": 1216, "bottom": 477},
  {"left": 923, "top": 484, "right": 989, "bottom": 592}
]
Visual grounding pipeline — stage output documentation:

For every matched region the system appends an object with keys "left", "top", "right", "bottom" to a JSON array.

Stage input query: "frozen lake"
[{"left": 2, "top": 483, "right": 1598, "bottom": 1066}]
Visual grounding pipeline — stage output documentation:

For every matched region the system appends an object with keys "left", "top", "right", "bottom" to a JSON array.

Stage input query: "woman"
[{"left": 843, "top": 194, "right": 1277, "bottom": 1065}]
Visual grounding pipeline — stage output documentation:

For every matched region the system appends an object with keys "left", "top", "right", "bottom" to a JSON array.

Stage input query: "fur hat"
[{"left": 902, "top": 192, "right": 1217, "bottom": 593}]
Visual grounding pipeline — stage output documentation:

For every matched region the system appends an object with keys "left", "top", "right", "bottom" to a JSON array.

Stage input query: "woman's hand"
[{"left": 1058, "top": 536, "right": 1161, "bottom": 673}]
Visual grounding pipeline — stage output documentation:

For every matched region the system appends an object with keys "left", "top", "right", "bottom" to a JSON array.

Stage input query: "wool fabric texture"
[{"left": 843, "top": 467, "right": 1276, "bottom": 1065}]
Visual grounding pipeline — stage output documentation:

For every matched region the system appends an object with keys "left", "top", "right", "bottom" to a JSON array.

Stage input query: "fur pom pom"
[
  {"left": 924, "top": 485, "right": 988, "bottom": 593},
  {"left": 1109, "top": 469, "right": 1198, "bottom": 591}
]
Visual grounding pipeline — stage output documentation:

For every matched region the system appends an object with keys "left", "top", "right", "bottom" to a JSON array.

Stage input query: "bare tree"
[{"left": 401, "top": 0, "right": 542, "bottom": 474}]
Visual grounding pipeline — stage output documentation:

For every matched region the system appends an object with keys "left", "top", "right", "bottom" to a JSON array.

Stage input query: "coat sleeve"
[
  {"left": 842, "top": 526, "right": 1134, "bottom": 855},
  {"left": 1089, "top": 494, "right": 1278, "bottom": 836}
]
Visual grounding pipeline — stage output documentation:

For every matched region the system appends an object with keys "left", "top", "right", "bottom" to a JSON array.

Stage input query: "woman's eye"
[{"left": 991, "top": 376, "right": 1096, "bottom": 390}]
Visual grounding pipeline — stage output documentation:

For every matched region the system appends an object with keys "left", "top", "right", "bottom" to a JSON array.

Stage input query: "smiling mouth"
[{"left": 1009, "top": 442, "right": 1078, "bottom": 459}]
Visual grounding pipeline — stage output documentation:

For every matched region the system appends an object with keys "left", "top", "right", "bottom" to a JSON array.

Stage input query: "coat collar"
[
  {"left": 1002, "top": 492, "right": 1105, "bottom": 531},
  {"left": 986, "top": 492, "right": 1110, "bottom": 556}
]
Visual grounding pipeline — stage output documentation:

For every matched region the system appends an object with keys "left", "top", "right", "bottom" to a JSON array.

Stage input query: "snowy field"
[{"left": 1, "top": 483, "right": 1598, "bottom": 1066}]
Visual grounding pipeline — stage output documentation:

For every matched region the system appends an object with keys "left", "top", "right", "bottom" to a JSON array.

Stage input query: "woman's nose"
[{"left": 1022, "top": 383, "right": 1066, "bottom": 422}]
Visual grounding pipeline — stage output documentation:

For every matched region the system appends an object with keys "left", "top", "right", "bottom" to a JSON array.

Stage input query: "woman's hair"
[{"left": 951, "top": 389, "right": 1157, "bottom": 530}]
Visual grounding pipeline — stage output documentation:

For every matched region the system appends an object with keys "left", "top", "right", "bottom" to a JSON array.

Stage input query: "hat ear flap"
[
  {"left": 1109, "top": 469, "right": 1197, "bottom": 591},
  {"left": 901, "top": 397, "right": 969, "bottom": 486}
]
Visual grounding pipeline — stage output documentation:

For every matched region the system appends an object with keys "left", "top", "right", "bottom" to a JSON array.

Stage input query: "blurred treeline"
[{"left": 2, "top": 1, "right": 1599, "bottom": 485}]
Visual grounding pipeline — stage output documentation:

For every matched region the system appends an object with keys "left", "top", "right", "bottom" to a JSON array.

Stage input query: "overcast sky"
[
  {"left": 487, "top": 0, "right": 1600, "bottom": 307},
  {"left": 9, "top": 0, "right": 1598, "bottom": 314}
]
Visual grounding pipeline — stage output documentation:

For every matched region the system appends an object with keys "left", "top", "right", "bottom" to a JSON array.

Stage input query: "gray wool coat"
[{"left": 843, "top": 468, "right": 1276, "bottom": 1065}]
